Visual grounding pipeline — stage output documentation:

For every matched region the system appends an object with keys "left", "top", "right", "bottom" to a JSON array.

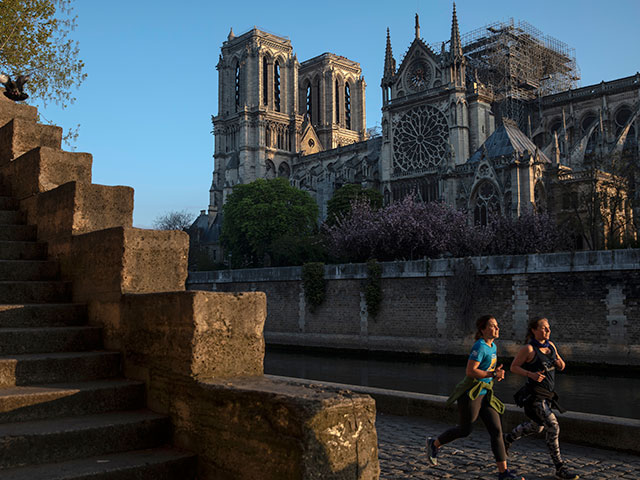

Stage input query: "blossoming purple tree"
[{"left": 323, "top": 195, "right": 568, "bottom": 262}]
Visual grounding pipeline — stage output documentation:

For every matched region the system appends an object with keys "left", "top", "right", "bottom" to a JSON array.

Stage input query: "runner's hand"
[
  {"left": 529, "top": 370, "right": 546, "bottom": 382},
  {"left": 494, "top": 364, "right": 505, "bottom": 381}
]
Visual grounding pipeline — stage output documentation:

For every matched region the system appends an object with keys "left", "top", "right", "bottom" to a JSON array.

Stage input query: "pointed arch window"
[
  {"left": 262, "top": 57, "right": 268, "bottom": 106},
  {"left": 306, "top": 82, "right": 312, "bottom": 120},
  {"left": 274, "top": 60, "right": 281, "bottom": 112},
  {"left": 235, "top": 62, "right": 241, "bottom": 111},
  {"left": 345, "top": 83, "right": 351, "bottom": 130},
  {"left": 473, "top": 181, "right": 500, "bottom": 226},
  {"left": 315, "top": 78, "right": 320, "bottom": 124},
  {"left": 335, "top": 80, "right": 340, "bottom": 123}
]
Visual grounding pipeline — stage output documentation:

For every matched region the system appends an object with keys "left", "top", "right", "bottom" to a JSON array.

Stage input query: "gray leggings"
[
  {"left": 508, "top": 398, "right": 563, "bottom": 467},
  {"left": 437, "top": 393, "right": 507, "bottom": 463}
]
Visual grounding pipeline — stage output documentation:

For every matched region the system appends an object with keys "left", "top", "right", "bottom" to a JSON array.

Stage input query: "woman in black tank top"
[{"left": 504, "top": 317, "right": 579, "bottom": 480}]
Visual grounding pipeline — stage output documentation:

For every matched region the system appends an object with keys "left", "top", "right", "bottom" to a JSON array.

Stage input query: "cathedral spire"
[
  {"left": 415, "top": 13, "right": 420, "bottom": 40},
  {"left": 384, "top": 28, "right": 396, "bottom": 78},
  {"left": 450, "top": 3, "right": 463, "bottom": 60}
]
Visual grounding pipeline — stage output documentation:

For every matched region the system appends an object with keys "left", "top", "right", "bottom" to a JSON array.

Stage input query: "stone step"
[
  {"left": 0, "top": 224, "right": 36, "bottom": 241},
  {"left": 0, "top": 260, "right": 58, "bottom": 280},
  {"left": 0, "top": 410, "right": 171, "bottom": 469},
  {"left": 0, "top": 118, "right": 62, "bottom": 165},
  {"left": 0, "top": 447, "right": 197, "bottom": 480},
  {"left": 0, "top": 280, "right": 71, "bottom": 303},
  {"left": 0, "top": 210, "right": 25, "bottom": 224},
  {"left": 0, "top": 379, "right": 145, "bottom": 424},
  {"left": 0, "top": 96, "right": 38, "bottom": 127},
  {"left": 0, "top": 197, "right": 18, "bottom": 210},
  {"left": 0, "top": 351, "right": 121, "bottom": 387},
  {"left": 0, "top": 241, "right": 47, "bottom": 260},
  {"left": 0, "top": 326, "right": 102, "bottom": 355},
  {"left": 0, "top": 304, "right": 86, "bottom": 328}
]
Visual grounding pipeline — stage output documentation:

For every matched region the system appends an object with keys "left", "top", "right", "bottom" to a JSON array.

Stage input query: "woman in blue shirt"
[{"left": 426, "top": 315, "right": 523, "bottom": 480}]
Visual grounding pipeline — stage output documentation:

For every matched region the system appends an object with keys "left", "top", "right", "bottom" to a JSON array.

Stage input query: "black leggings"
[{"left": 437, "top": 393, "right": 507, "bottom": 463}]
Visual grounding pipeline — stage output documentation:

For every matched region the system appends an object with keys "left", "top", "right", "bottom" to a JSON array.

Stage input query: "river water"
[{"left": 264, "top": 347, "right": 640, "bottom": 420}]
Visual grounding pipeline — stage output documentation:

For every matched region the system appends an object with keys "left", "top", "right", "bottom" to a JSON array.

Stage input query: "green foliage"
[
  {"left": 364, "top": 258, "right": 382, "bottom": 318},
  {"left": 302, "top": 262, "right": 326, "bottom": 312},
  {"left": 0, "top": 0, "right": 86, "bottom": 107},
  {"left": 269, "top": 233, "right": 327, "bottom": 267},
  {"left": 326, "top": 184, "right": 383, "bottom": 226},
  {"left": 221, "top": 178, "right": 319, "bottom": 268}
]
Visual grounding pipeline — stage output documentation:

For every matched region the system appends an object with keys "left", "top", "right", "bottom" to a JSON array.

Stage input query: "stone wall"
[{"left": 188, "top": 250, "right": 640, "bottom": 366}]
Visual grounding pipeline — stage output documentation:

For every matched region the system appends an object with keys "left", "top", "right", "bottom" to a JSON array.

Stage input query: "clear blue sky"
[{"left": 35, "top": 0, "right": 640, "bottom": 228}]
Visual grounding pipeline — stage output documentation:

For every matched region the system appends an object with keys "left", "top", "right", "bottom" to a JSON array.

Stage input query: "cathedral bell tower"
[{"left": 209, "top": 27, "right": 301, "bottom": 220}]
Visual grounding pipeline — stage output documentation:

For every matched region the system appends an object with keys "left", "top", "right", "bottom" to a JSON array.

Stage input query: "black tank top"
[{"left": 523, "top": 343, "right": 557, "bottom": 393}]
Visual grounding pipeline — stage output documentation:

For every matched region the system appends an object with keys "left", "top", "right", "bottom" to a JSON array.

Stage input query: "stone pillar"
[
  {"left": 511, "top": 274, "right": 529, "bottom": 341},
  {"left": 605, "top": 284, "right": 627, "bottom": 344}
]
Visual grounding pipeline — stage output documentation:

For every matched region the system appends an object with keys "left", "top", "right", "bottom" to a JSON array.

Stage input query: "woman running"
[
  {"left": 426, "top": 315, "right": 523, "bottom": 480},
  {"left": 504, "top": 317, "right": 579, "bottom": 480}
]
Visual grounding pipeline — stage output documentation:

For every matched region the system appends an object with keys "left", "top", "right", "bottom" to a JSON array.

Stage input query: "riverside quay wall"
[{"left": 187, "top": 250, "right": 640, "bottom": 366}]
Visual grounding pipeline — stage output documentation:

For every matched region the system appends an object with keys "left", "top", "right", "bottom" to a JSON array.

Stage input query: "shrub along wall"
[{"left": 187, "top": 250, "right": 640, "bottom": 366}]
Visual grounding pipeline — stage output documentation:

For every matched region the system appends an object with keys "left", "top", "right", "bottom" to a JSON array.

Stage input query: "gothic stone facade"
[{"left": 194, "top": 7, "right": 640, "bottom": 259}]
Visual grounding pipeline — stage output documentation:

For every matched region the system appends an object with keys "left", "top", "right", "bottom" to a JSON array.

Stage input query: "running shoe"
[
  {"left": 555, "top": 464, "right": 579, "bottom": 479},
  {"left": 426, "top": 437, "right": 438, "bottom": 466},
  {"left": 498, "top": 469, "right": 524, "bottom": 480}
]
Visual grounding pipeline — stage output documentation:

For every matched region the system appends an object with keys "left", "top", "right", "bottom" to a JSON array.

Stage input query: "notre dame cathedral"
[{"left": 191, "top": 5, "right": 640, "bottom": 263}]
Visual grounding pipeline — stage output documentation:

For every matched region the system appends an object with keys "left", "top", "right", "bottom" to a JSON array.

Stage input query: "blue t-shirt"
[{"left": 468, "top": 339, "right": 497, "bottom": 395}]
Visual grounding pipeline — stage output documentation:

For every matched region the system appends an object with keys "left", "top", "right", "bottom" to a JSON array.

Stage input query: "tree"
[
  {"left": 221, "top": 178, "right": 319, "bottom": 267},
  {"left": 325, "top": 183, "right": 383, "bottom": 226},
  {"left": 0, "top": 0, "right": 86, "bottom": 108},
  {"left": 152, "top": 210, "right": 195, "bottom": 231}
]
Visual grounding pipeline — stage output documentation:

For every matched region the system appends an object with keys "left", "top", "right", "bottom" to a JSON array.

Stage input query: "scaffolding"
[{"left": 461, "top": 18, "right": 580, "bottom": 129}]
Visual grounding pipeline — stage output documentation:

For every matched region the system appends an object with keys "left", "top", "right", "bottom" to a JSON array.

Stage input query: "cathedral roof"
[{"left": 467, "top": 119, "right": 551, "bottom": 164}]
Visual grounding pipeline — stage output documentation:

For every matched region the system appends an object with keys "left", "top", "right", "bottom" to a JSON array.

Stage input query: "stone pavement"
[{"left": 376, "top": 413, "right": 640, "bottom": 479}]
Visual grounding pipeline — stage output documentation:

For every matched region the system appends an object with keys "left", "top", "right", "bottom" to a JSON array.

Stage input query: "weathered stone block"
[
  {"left": 0, "top": 146, "right": 92, "bottom": 200},
  {"left": 122, "top": 291, "right": 265, "bottom": 380},
  {"left": 34, "top": 181, "right": 133, "bottom": 241},
  {"left": 0, "top": 92, "right": 38, "bottom": 127},
  {"left": 45, "top": 227, "right": 188, "bottom": 349},
  {"left": 150, "top": 375, "right": 379, "bottom": 480},
  {"left": 0, "top": 118, "right": 62, "bottom": 165},
  {"left": 50, "top": 227, "right": 188, "bottom": 300}
]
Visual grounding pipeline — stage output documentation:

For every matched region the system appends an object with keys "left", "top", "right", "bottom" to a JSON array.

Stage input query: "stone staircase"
[{"left": 0, "top": 193, "right": 197, "bottom": 478}]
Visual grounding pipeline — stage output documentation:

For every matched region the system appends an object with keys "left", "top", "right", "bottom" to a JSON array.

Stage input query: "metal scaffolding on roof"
[{"left": 461, "top": 18, "right": 580, "bottom": 129}]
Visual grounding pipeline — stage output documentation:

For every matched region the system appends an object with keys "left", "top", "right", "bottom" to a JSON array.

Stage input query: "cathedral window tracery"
[
  {"left": 345, "top": 83, "right": 351, "bottom": 130},
  {"left": 306, "top": 82, "right": 312, "bottom": 120},
  {"left": 472, "top": 180, "right": 500, "bottom": 226},
  {"left": 335, "top": 79, "right": 340, "bottom": 123},
  {"left": 262, "top": 57, "right": 268, "bottom": 106},
  {"left": 235, "top": 61, "right": 241, "bottom": 111},
  {"left": 392, "top": 105, "right": 448, "bottom": 175},
  {"left": 274, "top": 60, "right": 281, "bottom": 112}
]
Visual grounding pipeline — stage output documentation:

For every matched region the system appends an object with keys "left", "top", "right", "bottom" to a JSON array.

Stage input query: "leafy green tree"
[
  {"left": 221, "top": 178, "right": 319, "bottom": 267},
  {"left": 326, "top": 183, "right": 383, "bottom": 226},
  {"left": 0, "top": 0, "right": 86, "bottom": 107}
]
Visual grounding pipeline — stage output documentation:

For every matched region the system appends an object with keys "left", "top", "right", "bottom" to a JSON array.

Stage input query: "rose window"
[{"left": 393, "top": 105, "right": 448, "bottom": 174}]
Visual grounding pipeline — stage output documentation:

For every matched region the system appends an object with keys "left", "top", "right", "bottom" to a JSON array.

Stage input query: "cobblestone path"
[{"left": 376, "top": 413, "right": 640, "bottom": 479}]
